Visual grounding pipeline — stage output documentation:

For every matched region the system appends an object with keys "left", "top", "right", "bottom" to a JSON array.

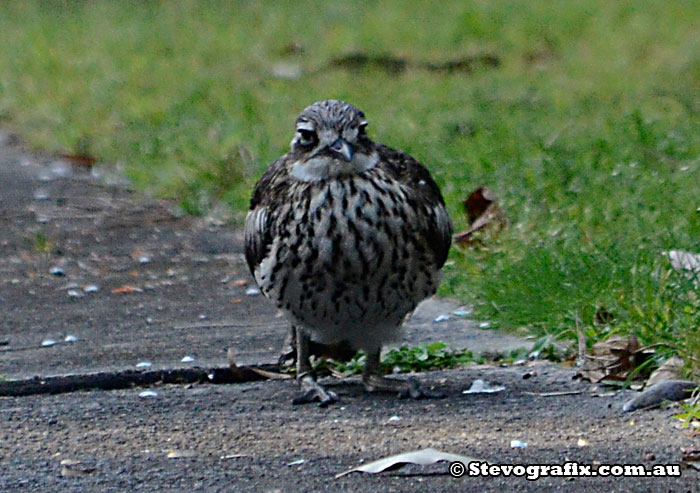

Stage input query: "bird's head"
[{"left": 289, "top": 100, "right": 379, "bottom": 181}]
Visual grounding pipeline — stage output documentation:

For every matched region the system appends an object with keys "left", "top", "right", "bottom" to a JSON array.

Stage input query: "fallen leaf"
[
  {"left": 167, "top": 450, "right": 196, "bottom": 459},
  {"left": 454, "top": 187, "right": 507, "bottom": 245},
  {"left": 462, "top": 379, "right": 505, "bottom": 394},
  {"left": 271, "top": 62, "right": 302, "bottom": 80},
  {"left": 622, "top": 380, "right": 698, "bottom": 413},
  {"left": 60, "top": 459, "right": 96, "bottom": 476},
  {"left": 579, "top": 334, "right": 654, "bottom": 383},
  {"left": 226, "top": 348, "right": 280, "bottom": 381},
  {"left": 646, "top": 356, "right": 684, "bottom": 388},
  {"left": 59, "top": 152, "right": 97, "bottom": 168},
  {"left": 664, "top": 250, "right": 700, "bottom": 279},
  {"left": 112, "top": 285, "right": 143, "bottom": 294},
  {"left": 232, "top": 279, "right": 249, "bottom": 287},
  {"left": 335, "top": 448, "right": 477, "bottom": 478}
]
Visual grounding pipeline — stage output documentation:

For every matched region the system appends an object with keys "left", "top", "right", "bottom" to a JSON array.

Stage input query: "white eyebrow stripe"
[{"left": 296, "top": 122, "right": 315, "bottom": 132}]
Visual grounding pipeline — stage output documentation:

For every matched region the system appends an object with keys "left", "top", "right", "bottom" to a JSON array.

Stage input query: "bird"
[{"left": 244, "top": 100, "right": 452, "bottom": 405}]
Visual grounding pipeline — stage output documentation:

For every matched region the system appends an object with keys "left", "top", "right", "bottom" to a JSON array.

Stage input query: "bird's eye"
[{"left": 297, "top": 129, "right": 317, "bottom": 145}]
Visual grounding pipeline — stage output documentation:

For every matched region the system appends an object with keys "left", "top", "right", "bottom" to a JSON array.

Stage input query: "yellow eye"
[{"left": 298, "top": 129, "right": 317, "bottom": 145}]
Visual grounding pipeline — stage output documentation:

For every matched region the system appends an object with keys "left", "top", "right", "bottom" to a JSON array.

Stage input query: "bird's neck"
[{"left": 290, "top": 151, "right": 379, "bottom": 182}]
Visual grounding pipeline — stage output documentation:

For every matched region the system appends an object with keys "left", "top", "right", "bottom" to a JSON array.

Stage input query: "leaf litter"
[
  {"left": 462, "top": 379, "right": 505, "bottom": 394},
  {"left": 335, "top": 448, "right": 478, "bottom": 478},
  {"left": 454, "top": 187, "right": 507, "bottom": 245}
]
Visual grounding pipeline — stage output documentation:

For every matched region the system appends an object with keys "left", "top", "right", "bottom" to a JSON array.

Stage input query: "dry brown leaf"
[
  {"left": 682, "top": 446, "right": 700, "bottom": 462},
  {"left": 646, "top": 356, "right": 684, "bottom": 388},
  {"left": 579, "top": 334, "right": 654, "bottom": 383},
  {"left": 226, "top": 348, "right": 279, "bottom": 381},
  {"left": 111, "top": 285, "right": 143, "bottom": 294},
  {"left": 454, "top": 187, "right": 507, "bottom": 245},
  {"left": 59, "top": 152, "right": 97, "bottom": 168}
]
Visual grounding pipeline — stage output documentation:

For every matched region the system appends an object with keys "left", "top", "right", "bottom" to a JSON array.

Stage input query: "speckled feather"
[{"left": 245, "top": 101, "right": 452, "bottom": 352}]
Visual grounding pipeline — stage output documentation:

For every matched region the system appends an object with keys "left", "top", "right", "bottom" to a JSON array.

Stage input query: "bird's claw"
[{"left": 293, "top": 375, "right": 338, "bottom": 407}]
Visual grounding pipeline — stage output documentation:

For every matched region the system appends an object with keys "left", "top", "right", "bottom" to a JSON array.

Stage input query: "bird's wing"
[
  {"left": 244, "top": 156, "right": 289, "bottom": 275},
  {"left": 376, "top": 144, "right": 453, "bottom": 268}
]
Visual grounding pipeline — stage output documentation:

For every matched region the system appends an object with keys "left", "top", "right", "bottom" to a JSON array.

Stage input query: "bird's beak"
[{"left": 329, "top": 138, "right": 354, "bottom": 162}]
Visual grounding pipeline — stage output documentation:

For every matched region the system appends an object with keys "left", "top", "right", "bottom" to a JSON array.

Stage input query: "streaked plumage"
[{"left": 245, "top": 100, "right": 452, "bottom": 404}]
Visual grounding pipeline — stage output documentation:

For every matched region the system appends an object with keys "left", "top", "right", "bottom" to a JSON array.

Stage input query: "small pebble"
[
  {"left": 479, "top": 321, "right": 491, "bottom": 329},
  {"left": 387, "top": 416, "right": 401, "bottom": 422},
  {"left": 64, "top": 335, "right": 78, "bottom": 343},
  {"left": 198, "top": 314, "right": 208, "bottom": 320},
  {"left": 286, "top": 458, "right": 305, "bottom": 466},
  {"left": 510, "top": 440, "right": 528, "bottom": 448},
  {"left": 49, "top": 160, "right": 71, "bottom": 178},
  {"left": 181, "top": 355, "right": 195, "bottom": 363},
  {"left": 83, "top": 284, "right": 99, "bottom": 293},
  {"left": 41, "top": 339, "right": 57, "bottom": 347},
  {"left": 245, "top": 288, "right": 260, "bottom": 296},
  {"left": 67, "top": 289, "right": 84, "bottom": 299},
  {"left": 452, "top": 309, "right": 471, "bottom": 317},
  {"left": 139, "top": 256, "right": 151, "bottom": 264},
  {"left": 136, "top": 361, "right": 152, "bottom": 368},
  {"left": 49, "top": 267, "right": 64, "bottom": 276},
  {"left": 433, "top": 314, "right": 451, "bottom": 323},
  {"left": 139, "top": 390, "right": 158, "bottom": 398},
  {"left": 33, "top": 189, "right": 49, "bottom": 200}
]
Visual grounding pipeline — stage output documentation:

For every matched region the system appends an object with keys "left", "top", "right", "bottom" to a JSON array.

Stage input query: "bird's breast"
[{"left": 256, "top": 173, "right": 439, "bottom": 347}]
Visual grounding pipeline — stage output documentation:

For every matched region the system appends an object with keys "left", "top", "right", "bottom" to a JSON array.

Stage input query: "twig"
[
  {"left": 523, "top": 390, "right": 584, "bottom": 397},
  {"left": 0, "top": 363, "right": 282, "bottom": 397}
]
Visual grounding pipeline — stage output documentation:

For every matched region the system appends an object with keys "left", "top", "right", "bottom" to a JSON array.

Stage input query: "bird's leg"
[
  {"left": 292, "top": 328, "right": 338, "bottom": 407},
  {"left": 362, "top": 347, "right": 444, "bottom": 399},
  {"left": 277, "top": 325, "right": 298, "bottom": 370}
]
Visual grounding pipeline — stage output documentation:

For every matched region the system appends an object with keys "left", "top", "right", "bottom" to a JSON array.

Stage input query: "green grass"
[{"left": 1, "top": 1, "right": 699, "bottom": 375}]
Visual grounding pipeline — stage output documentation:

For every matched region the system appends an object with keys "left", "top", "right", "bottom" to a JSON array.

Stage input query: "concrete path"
[{"left": 0, "top": 131, "right": 695, "bottom": 492}]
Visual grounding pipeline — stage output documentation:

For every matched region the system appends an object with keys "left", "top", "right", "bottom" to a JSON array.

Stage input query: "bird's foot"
[
  {"left": 363, "top": 375, "right": 444, "bottom": 399},
  {"left": 277, "top": 347, "right": 296, "bottom": 370},
  {"left": 293, "top": 374, "right": 338, "bottom": 407}
]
